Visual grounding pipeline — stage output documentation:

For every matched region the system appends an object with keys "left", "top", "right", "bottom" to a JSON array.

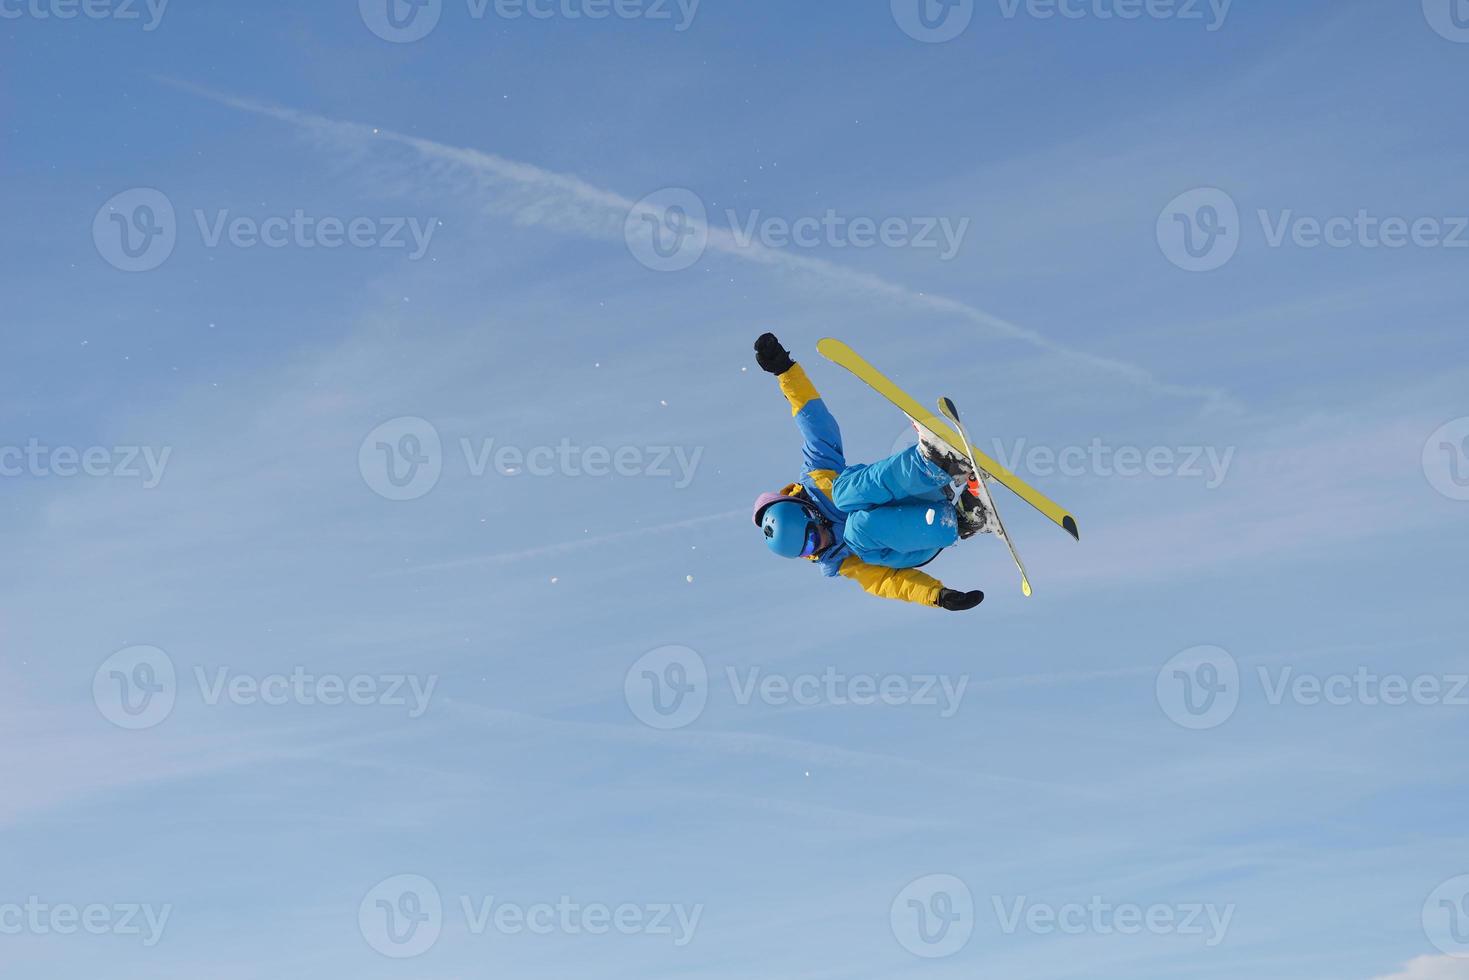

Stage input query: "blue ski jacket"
[{"left": 772, "top": 363, "right": 947, "bottom": 607}]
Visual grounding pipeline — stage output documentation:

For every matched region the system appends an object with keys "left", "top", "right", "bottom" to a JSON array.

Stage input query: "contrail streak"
[{"left": 165, "top": 79, "right": 1232, "bottom": 410}]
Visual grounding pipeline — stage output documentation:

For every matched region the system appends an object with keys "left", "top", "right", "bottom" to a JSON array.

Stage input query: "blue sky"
[{"left": 3, "top": 1, "right": 1468, "bottom": 977}]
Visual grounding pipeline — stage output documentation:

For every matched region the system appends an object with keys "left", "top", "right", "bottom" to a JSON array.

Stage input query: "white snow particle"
[
  {"left": 925, "top": 509, "right": 936, "bottom": 525},
  {"left": 686, "top": 575, "right": 694, "bottom": 584}
]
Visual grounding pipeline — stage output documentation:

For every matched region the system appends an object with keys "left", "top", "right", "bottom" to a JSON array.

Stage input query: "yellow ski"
[{"left": 816, "top": 337, "right": 1080, "bottom": 541}]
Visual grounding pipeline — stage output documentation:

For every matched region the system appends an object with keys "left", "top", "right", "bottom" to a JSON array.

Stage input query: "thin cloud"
[
  {"left": 161, "top": 78, "right": 1233, "bottom": 412},
  {"left": 395, "top": 508, "right": 747, "bottom": 574},
  {"left": 1372, "top": 956, "right": 1469, "bottom": 980}
]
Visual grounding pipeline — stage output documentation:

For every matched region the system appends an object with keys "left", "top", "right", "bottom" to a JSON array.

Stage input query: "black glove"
[
  {"left": 754, "top": 333, "right": 795, "bottom": 376},
  {"left": 937, "top": 588, "right": 985, "bottom": 612}
]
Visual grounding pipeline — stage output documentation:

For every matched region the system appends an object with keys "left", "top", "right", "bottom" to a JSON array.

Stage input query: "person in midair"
[{"left": 750, "top": 334, "right": 993, "bottom": 611}]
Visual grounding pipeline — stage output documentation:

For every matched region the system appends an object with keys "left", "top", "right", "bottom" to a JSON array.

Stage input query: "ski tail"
[{"left": 939, "top": 396, "right": 1032, "bottom": 598}]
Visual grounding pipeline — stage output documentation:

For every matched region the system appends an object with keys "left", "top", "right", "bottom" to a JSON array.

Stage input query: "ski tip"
[
  {"left": 1063, "top": 516, "right": 1080, "bottom": 541},
  {"left": 1022, "top": 578, "right": 1033, "bottom": 598}
]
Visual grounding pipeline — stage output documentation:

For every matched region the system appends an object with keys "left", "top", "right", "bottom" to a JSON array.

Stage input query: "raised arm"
[{"left": 755, "top": 334, "right": 844, "bottom": 474}]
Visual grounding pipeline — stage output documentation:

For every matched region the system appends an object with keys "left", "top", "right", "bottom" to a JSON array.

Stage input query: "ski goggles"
[{"left": 799, "top": 521, "right": 824, "bottom": 558}]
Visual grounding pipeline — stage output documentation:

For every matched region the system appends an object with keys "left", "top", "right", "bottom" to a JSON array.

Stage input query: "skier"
[{"left": 751, "top": 334, "right": 993, "bottom": 611}]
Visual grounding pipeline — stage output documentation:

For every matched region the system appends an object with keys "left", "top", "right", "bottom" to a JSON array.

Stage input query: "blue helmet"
[{"left": 760, "top": 500, "right": 821, "bottom": 559}]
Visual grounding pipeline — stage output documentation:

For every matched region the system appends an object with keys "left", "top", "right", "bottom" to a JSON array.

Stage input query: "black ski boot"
[
  {"left": 956, "top": 483, "right": 995, "bottom": 539},
  {"left": 913, "top": 420, "right": 976, "bottom": 483}
]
